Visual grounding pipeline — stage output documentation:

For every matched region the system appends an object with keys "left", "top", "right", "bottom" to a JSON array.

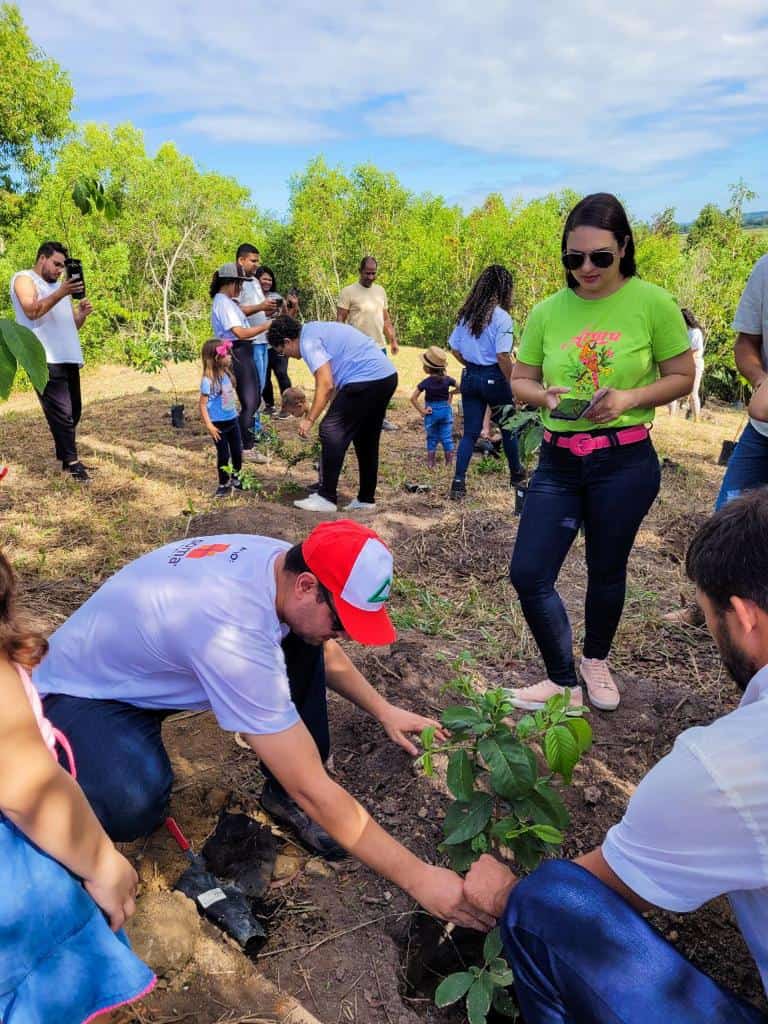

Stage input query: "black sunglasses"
[
  {"left": 318, "top": 583, "right": 344, "bottom": 633},
  {"left": 561, "top": 249, "right": 616, "bottom": 271}
]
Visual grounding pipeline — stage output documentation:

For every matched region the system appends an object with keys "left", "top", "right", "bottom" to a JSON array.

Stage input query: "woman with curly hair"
[{"left": 448, "top": 264, "right": 525, "bottom": 498}]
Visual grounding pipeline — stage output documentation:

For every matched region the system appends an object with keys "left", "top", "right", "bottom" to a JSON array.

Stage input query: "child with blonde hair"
[
  {"left": 0, "top": 552, "right": 154, "bottom": 1023},
  {"left": 199, "top": 338, "right": 244, "bottom": 497}
]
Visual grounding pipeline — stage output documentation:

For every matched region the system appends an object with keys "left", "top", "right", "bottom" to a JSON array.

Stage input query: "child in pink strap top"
[{"left": 0, "top": 552, "right": 154, "bottom": 1024}]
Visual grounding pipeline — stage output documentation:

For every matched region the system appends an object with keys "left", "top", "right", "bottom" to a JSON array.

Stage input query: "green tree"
[{"left": 0, "top": 3, "right": 73, "bottom": 233}]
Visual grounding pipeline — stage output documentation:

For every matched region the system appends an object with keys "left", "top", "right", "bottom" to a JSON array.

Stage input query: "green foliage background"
[{"left": 1, "top": 3, "right": 766, "bottom": 400}]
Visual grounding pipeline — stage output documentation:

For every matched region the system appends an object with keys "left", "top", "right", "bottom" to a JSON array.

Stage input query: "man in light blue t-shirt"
[
  {"left": 267, "top": 316, "right": 398, "bottom": 514},
  {"left": 462, "top": 492, "right": 768, "bottom": 1023}
]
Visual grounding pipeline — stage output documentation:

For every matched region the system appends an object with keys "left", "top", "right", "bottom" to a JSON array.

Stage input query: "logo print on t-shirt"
[
  {"left": 561, "top": 327, "right": 620, "bottom": 392},
  {"left": 186, "top": 544, "right": 230, "bottom": 559}
]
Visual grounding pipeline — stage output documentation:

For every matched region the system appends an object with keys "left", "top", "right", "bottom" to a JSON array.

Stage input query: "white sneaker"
[
  {"left": 246, "top": 450, "right": 268, "bottom": 464},
  {"left": 344, "top": 499, "right": 377, "bottom": 511},
  {"left": 293, "top": 494, "right": 337, "bottom": 512},
  {"left": 381, "top": 419, "right": 399, "bottom": 432}
]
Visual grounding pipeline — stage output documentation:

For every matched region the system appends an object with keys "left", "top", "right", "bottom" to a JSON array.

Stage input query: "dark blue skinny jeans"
[
  {"left": 454, "top": 363, "right": 522, "bottom": 483},
  {"left": 509, "top": 436, "right": 660, "bottom": 687},
  {"left": 715, "top": 421, "right": 768, "bottom": 509},
  {"left": 43, "top": 633, "right": 328, "bottom": 842},
  {"left": 501, "top": 860, "right": 765, "bottom": 1024}
]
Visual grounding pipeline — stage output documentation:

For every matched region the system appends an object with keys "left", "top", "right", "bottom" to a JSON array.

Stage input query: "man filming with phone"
[{"left": 11, "top": 241, "right": 94, "bottom": 482}]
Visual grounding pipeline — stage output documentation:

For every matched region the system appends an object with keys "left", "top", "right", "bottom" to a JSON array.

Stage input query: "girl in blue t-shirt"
[{"left": 199, "top": 338, "right": 244, "bottom": 497}]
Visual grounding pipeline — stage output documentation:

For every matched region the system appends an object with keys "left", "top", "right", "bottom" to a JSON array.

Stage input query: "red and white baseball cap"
[{"left": 302, "top": 520, "right": 397, "bottom": 645}]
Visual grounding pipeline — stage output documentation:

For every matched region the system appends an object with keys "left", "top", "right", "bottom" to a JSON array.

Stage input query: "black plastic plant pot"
[
  {"left": 514, "top": 483, "right": 527, "bottom": 516},
  {"left": 718, "top": 440, "right": 736, "bottom": 466},
  {"left": 170, "top": 404, "right": 185, "bottom": 428}
]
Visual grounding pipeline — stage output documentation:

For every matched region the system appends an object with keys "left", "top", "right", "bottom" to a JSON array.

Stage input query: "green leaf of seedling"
[
  {"left": 442, "top": 792, "right": 493, "bottom": 845},
  {"left": 492, "top": 986, "right": 520, "bottom": 1018},
  {"left": 470, "top": 832, "right": 489, "bottom": 853},
  {"left": 531, "top": 823, "right": 564, "bottom": 845},
  {"left": 434, "top": 972, "right": 474, "bottom": 1007},
  {"left": 490, "top": 815, "right": 524, "bottom": 843},
  {"left": 529, "top": 782, "right": 570, "bottom": 829},
  {"left": 467, "top": 974, "right": 494, "bottom": 1024},
  {"left": 543, "top": 724, "right": 579, "bottom": 783},
  {"left": 440, "top": 840, "right": 478, "bottom": 872},
  {"left": 442, "top": 705, "right": 485, "bottom": 731},
  {"left": 515, "top": 714, "right": 536, "bottom": 740},
  {"left": 421, "top": 752, "right": 433, "bottom": 777},
  {"left": 0, "top": 320, "right": 48, "bottom": 393},
  {"left": 489, "top": 969, "right": 516, "bottom": 987},
  {"left": 447, "top": 749, "right": 475, "bottom": 801},
  {"left": 483, "top": 927, "right": 503, "bottom": 962},
  {"left": 0, "top": 335, "right": 17, "bottom": 399},
  {"left": 420, "top": 725, "right": 436, "bottom": 751},
  {"left": 490, "top": 958, "right": 509, "bottom": 973},
  {"left": 564, "top": 716, "right": 592, "bottom": 754}
]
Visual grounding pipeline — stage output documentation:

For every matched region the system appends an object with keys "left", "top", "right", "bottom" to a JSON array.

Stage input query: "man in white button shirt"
[
  {"left": 463, "top": 491, "right": 768, "bottom": 1023},
  {"left": 10, "top": 241, "right": 94, "bottom": 481}
]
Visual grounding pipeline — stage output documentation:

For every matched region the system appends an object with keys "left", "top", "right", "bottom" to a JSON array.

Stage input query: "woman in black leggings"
[{"left": 266, "top": 316, "right": 397, "bottom": 513}]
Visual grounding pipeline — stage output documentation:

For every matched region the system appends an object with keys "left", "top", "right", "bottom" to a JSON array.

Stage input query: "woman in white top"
[
  {"left": 209, "top": 263, "right": 269, "bottom": 453},
  {"left": 669, "top": 309, "right": 705, "bottom": 421}
]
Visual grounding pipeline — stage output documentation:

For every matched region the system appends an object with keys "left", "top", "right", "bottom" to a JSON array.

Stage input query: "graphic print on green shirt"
[{"left": 517, "top": 278, "right": 690, "bottom": 432}]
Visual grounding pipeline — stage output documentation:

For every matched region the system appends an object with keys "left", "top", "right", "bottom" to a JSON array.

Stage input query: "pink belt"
[{"left": 543, "top": 425, "right": 650, "bottom": 456}]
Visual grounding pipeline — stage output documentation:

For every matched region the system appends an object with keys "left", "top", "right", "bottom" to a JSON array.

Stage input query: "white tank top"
[{"left": 9, "top": 270, "right": 84, "bottom": 365}]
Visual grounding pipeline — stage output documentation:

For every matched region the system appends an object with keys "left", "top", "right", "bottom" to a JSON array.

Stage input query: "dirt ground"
[{"left": 0, "top": 355, "right": 763, "bottom": 1023}]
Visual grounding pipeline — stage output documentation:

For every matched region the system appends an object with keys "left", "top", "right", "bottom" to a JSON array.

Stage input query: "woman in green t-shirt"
[{"left": 508, "top": 194, "right": 694, "bottom": 713}]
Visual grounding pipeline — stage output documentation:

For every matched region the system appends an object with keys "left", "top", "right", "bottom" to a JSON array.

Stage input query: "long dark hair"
[
  {"left": 561, "top": 193, "right": 637, "bottom": 289},
  {"left": 681, "top": 308, "right": 702, "bottom": 332},
  {"left": 0, "top": 552, "right": 48, "bottom": 669},
  {"left": 456, "top": 265, "right": 513, "bottom": 338},
  {"left": 257, "top": 265, "right": 277, "bottom": 292}
]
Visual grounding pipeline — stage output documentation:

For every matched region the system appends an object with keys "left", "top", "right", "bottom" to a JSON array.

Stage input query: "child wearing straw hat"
[{"left": 410, "top": 346, "right": 457, "bottom": 468}]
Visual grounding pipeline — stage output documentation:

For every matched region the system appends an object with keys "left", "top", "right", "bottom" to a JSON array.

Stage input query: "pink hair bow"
[{"left": 216, "top": 340, "right": 233, "bottom": 356}]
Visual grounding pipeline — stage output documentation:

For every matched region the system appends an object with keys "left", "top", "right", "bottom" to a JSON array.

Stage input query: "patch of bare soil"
[{"left": 3, "top": 372, "right": 764, "bottom": 1021}]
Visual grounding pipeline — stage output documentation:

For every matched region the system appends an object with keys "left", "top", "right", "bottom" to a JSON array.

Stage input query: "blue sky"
[{"left": 22, "top": 0, "right": 768, "bottom": 222}]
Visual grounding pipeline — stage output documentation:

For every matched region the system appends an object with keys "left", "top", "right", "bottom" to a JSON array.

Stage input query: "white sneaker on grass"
[
  {"left": 344, "top": 499, "right": 377, "bottom": 511},
  {"left": 245, "top": 450, "right": 268, "bottom": 464},
  {"left": 293, "top": 494, "right": 337, "bottom": 512},
  {"left": 506, "top": 679, "right": 584, "bottom": 711}
]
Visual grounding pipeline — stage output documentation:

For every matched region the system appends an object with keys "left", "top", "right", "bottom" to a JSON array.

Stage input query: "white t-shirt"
[
  {"left": 688, "top": 327, "right": 705, "bottom": 359},
  {"left": 300, "top": 321, "right": 395, "bottom": 389},
  {"left": 603, "top": 665, "right": 768, "bottom": 995},
  {"left": 9, "top": 270, "right": 84, "bottom": 365},
  {"left": 34, "top": 535, "right": 300, "bottom": 736},
  {"left": 240, "top": 276, "right": 268, "bottom": 343},
  {"left": 211, "top": 293, "right": 248, "bottom": 341},
  {"left": 733, "top": 255, "right": 768, "bottom": 437},
  {"left": 448, "top": 306, "right": 514, "bottom": 366}
]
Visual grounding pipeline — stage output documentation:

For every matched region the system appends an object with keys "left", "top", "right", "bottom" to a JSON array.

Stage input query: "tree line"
[{"left": 1, "top": 3, "right": 766, "bottom": 400}]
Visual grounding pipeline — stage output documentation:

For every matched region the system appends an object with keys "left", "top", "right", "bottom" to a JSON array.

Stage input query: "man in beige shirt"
[{"left": 337, "top": 256, "right": 399, "bottom": 430}]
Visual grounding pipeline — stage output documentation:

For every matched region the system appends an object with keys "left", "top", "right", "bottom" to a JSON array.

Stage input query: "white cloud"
[{"left": 19, "top": 0, "right": 768, "bottom": 177}]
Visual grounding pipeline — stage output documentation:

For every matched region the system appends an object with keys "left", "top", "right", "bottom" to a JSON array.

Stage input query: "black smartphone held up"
[
  {"left": 64, "top": 257, "right": 86, "bottom": 298},
  {"left": 550, "top": 397, "right": 593, "bottom": 421}
]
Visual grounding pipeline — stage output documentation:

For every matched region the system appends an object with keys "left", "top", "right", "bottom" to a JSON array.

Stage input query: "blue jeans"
[
  {"left": 252, "top": 343, "right": 268, "bottom": 437},
  {"left": 715, "top": 422, "right": 768, "bottom": 509},
  {"left": 43, "top": 634, "right": 329, "bottom": 842},
  {"left": 425, "top": 401, "right": 454, "bottom": 453},
  {"left": 501, "top": 860, "right": 765, "bottom": 1023},
  {"left": 509, "top": 436, "right": 660, "bottom": 687},
  {"left": 454, "top": 363, "right": 522, "bottom": 482}
]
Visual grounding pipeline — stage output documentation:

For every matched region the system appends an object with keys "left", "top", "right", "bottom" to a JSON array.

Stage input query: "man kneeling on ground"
[
  {"left": 463, "top": 491, "right": 768, "bottom": 1022},
  {"left": 36, "top": 520, "right": 490, "bottom": 931}
]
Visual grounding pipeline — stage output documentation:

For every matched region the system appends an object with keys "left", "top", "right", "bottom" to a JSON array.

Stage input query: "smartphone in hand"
[
  {"left": 64, "top": 257, "right": 86, "bottom": 298},
  {"left": 550, "top": 397, "right": 593, "bottom": 421}
]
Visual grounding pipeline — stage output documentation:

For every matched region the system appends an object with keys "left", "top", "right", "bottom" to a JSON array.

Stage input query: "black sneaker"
[
  {"left": 214, "top": 484, "right": 232, "bottom": 498},
  {"left": 64, "top": 461, "right": 90, "bottom": 482},
  {"left": 449, "top": 480, "right": 466, "bottom": 500},
  {"left": 260, "top": 781, "right": 347, "bottom": 861},
  {"left": 509, "top": 469, "right": 527, "bottom": 486},
  {"left": 263, "top": 405, "right": 276, "bottom": 416},
  {"left": 231, "top": 476, "right": 244, "bottom": 491}
]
